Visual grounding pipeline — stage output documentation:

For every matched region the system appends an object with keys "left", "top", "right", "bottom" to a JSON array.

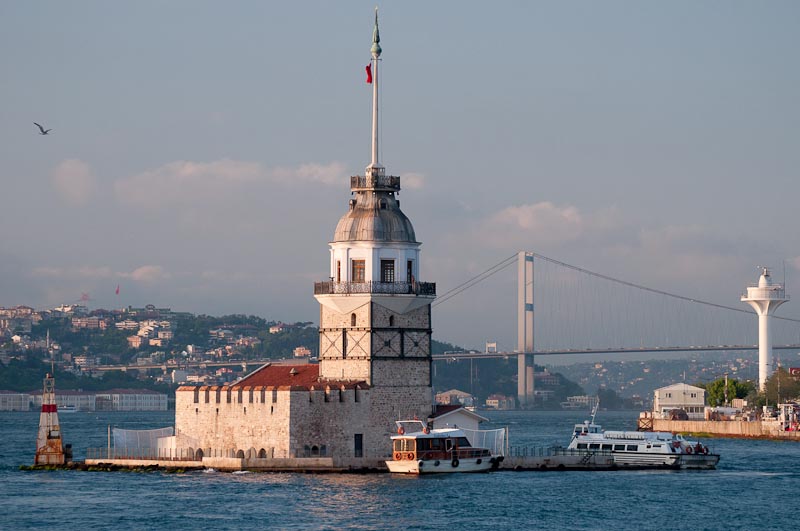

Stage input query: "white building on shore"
[{"left": 653, "top": 383, "right": 706, "bottom": 420}]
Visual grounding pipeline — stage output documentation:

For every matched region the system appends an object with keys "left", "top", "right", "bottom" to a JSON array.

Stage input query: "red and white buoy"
[{"left": 34, "top": 373, "right": 65, "bottom": 465}]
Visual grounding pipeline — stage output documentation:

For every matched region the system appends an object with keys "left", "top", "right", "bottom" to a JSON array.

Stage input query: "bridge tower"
[
  {"left": 741, "top": 267, "right": 789, "bottom": 391},
  {"left": 517, "top": 252, "right": 534, "bottom": 407},
  {"left": 313, "top": 10, "right": 436, "bottom": 412}
]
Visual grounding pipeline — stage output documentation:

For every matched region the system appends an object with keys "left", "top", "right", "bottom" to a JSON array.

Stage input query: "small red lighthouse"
[{"left": 34, "top": 373, "right": 66, "bottom": 465}]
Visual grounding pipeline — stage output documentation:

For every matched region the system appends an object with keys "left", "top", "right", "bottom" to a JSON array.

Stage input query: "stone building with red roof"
[{"left": 173, "top": 15, "right": 437, "bottom": 469}]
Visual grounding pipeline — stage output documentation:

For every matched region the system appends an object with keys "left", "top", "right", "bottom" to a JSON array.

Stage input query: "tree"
[
  {"left": 703, "top": 377, "right": 754, "bottom": 407},
  {"left": 763, "top": 368, "right": 800, "bottom": 406}
]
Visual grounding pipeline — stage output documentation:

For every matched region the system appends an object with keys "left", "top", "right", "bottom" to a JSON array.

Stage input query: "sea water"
[{"left": 1, "top": 410, "right": 797, "bottom": 530}]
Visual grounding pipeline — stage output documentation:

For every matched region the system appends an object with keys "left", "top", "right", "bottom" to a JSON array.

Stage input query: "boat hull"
[
  {"left": 677, "top": 453, "right": 720, "bottom": 469},
  {"left": 386, "top": 457, "right": 496, "bottom": 474},
  {"left": 611, "top": 452, "right": 680, "bottom": 468}
]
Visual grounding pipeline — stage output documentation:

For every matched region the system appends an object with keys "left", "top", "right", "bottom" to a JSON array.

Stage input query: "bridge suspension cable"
[
  {"left": 530, "top": 252, "right": 800, "bottom": 324},
  {"left": 432, "top": 253, "right": 518, "bottom": 307}
]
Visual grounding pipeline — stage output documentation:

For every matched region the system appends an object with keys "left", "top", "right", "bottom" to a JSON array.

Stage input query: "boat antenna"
[{"left": 590, "top": 397, "right": 600, "bottom": 425}]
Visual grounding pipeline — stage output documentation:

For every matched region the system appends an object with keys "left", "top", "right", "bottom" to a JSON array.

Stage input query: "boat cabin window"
[
  {"left": 415, "top": 438, "right": 443, "bottom": 451},
  {"left": 601, "top": 444, "right": 613, "bottom": 451},
  {"left": 393, "top": 439, "right": 415, "bottom": 452},
  {"left": 577, "top": 443, "right": 588, "bottom": 450},
  {"left": 626, "top": 445, "right": 638, "bottom": 452},
  {"left": 614, "top": 444, "right": 626, "bottom": 451},
  {"left": 456, "top": 437, "right": 471, "bottom": 448},
  {"left": 589, "top": 443, "right": 601, "bottom": 450}
]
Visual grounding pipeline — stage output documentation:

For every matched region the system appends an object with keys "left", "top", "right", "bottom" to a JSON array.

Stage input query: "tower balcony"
[
  {"left": 741, "top": 286, "right": 788, "bottom": 301},
  {"left": 350, "top": 175, "right": 400, "bottom": 192},
  {"left": 314, "top": 280, "right": 435, "bottom": 296}
]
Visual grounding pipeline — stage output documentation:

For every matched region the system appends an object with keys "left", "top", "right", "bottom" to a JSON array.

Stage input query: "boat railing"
[
  {"left": 506, "top": 446, "right": 615, "bottom": 458},
  {"left": 460, "top": 427, "right": 507, "bottom": 456}
]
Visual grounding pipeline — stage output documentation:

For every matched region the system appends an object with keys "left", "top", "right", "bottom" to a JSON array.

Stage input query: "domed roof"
[{"left": 333, "top": 193, "right": 416, "bottom": 243}]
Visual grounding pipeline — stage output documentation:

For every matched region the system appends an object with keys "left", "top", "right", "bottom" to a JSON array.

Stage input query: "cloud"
[
  {"left": 30, "top": 264, "right": 167, "bottom": 284},
  {"left": 401, "top": 172, "right": 425, "bottom": 190},
  {"left": 115, "top": 159, "right": 348, "bottom": 208},
  {"left": 122, "top": 265, "right": 170, "bottom": 284},
  {"left": 271, "top": 161, "right": 347, "bottom": 186},
  {"left": 52, "top": 159, "right": 96, "bottom": 206},
  {"left": 478, "top": 201, "right": 585, "bottom": 247}
]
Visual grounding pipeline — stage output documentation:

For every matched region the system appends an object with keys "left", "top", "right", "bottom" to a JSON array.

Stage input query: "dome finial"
[{"left": 371, "top": 7, "right": 381, "bottom": 56}]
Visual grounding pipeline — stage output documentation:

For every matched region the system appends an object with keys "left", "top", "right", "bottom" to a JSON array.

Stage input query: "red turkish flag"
[
  {"left": 365, "top": 64, "right": 372, "bottom": 84},
  {"left": 115, "top": 284, "right": 120, "bottom": 295}
]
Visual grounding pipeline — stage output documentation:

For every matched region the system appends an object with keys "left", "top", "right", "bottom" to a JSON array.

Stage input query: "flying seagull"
[{"left": 34, "top": 122, "right": 52, "bottom": 135}]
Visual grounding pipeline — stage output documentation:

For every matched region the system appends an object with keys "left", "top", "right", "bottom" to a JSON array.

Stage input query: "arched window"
[
  {"left": 389, "top": 315, "right": 395, "bottom": 327},
  {"left": 379, "top": 199, "right": 387, "bottom": 209},
  {"left": 236, "top": 449, "right": 245, "bottom": 459},
  {"left": 351, "top": 313, "right": 357, "bottom": 327},
  {"left": 311, "top": 445, "right": 320, "bottom": 457},
  {"left": 195, "top": 448, "right": 204, "bottom": 460},
  {"left": 258, "top": 448, "right": 267, "bottom": 458}
]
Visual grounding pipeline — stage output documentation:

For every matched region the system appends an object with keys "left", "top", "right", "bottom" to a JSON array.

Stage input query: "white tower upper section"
[
  {"left": 314, "top": 9, "right": 435, "bottom": 307},
  {"left": 741, "top": 267, "right": 789, "bottom": 392}
]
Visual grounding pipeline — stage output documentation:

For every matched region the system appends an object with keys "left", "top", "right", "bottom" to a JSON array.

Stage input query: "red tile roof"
[
  {"left": 176, "top": 364, "right": 368, "bottom": 392},
  {"left": 235, "top": 364, "right": 321, "bottom": 388}
]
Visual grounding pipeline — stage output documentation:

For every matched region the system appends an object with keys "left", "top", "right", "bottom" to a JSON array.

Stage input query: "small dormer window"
[{"left": 351, "top": 313, "right": 357, "bottom": 327}]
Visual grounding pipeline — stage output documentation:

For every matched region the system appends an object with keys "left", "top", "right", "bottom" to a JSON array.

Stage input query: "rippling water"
[{"left": 1, "top": 410, "right": 797, "bottom": 530}]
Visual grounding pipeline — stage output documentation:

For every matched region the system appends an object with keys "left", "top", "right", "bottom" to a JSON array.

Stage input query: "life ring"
[
  {"left": 397, "top": 427, "right": 405, "bottom": 435},
  {"left": 451, "top": 458, "right": 460, "bottom": 468},
  {"left": 393, "top": 452, "right": 402, "bottom": 461},
  {"left": 406, "top": 452, "right": 414, "bottom": 460},
  {"left": 685, "top": 446, "right": 693, "bottom": 454},
  {"left": 702, "top": 447, "right": 709, "bottom": 455}
]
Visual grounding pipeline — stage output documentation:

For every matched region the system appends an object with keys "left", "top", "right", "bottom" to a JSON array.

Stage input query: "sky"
[{"left": 1, "top": 1, "right": 799, "bottom": 351}]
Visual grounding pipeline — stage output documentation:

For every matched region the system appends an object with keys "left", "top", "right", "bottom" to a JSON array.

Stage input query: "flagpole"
[{"left": 369, "top": 7, "right": 383, "bottom": 176}]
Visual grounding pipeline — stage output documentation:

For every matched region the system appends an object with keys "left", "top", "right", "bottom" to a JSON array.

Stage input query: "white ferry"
[
  {"left": 386, "top": 420, "right": 506, "bottom": 474},
  {"left": 567, "top": 408, "right": 719, "bottom": 469}
]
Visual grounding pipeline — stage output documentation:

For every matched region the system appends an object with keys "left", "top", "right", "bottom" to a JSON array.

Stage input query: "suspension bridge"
[{"left": 430, "top": 252, "right": 800, "bottom": 406}]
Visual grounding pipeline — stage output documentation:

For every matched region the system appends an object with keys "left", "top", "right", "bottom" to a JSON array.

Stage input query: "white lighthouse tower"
[
  {"left": 741, "top": 267, "right": 789, "bottom": 391},
  {"left": 313, "top": 9, "right": 436, "bottom": 426}
]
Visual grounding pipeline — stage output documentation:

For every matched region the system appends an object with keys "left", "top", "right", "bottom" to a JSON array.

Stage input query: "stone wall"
[
  {"left": 652, "top": 419, "right": 800, "bottom": 439},
  {"left": 175, "top": 386, "right": 293, "bottom": 459},
  {"left": 175, "top": 381, "right": 433, "bottom": 468}
]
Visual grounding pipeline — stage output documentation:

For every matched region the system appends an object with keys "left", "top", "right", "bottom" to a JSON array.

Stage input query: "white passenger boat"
[
  {"left": 386, "top": 420, "right": 506, "bottom": 474},
  {"left": 566, "top": 407, "right": 719, "bottom": 470},
  {"left": 58, "top": 405, "right": 79, "bottom": 413}
]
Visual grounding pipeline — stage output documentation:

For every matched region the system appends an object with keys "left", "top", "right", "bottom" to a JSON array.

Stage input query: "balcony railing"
[
  {"left": 742, "top": 287, "right": 788, "bottom": 300},
  {"left": 350, "top": 175, "right": 401, "bottom": 191},
  {"left": 314, "top": 280, "right": 436, "bottom": 296}
]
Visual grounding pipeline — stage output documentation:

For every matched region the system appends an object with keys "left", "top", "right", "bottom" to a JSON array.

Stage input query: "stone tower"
[{"left": 314, "top": 10, "right": 436, "bottom": 413}]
